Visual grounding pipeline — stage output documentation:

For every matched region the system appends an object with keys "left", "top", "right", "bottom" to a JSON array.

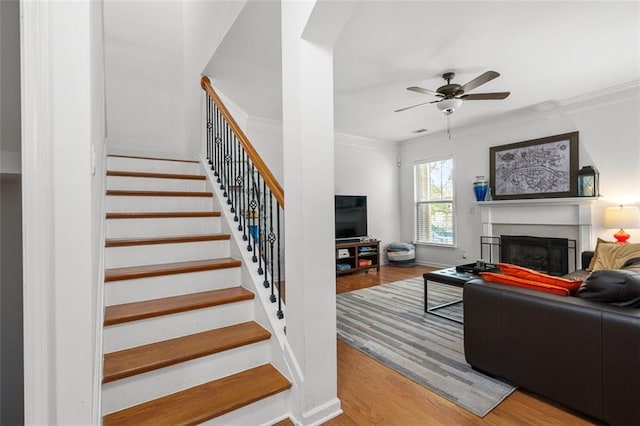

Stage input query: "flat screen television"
[{"left": 335, "top": 195, "right": 368, "bottom": 240}]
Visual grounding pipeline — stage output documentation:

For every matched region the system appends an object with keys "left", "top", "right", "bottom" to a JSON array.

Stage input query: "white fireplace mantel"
[{"left": 476, "top": 197, "right": 601, "bottom": 261}]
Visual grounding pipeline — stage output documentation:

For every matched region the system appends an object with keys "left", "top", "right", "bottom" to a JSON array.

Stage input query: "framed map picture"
[{"left": 490, "top": 132, "right": 579, "bottom": 200}]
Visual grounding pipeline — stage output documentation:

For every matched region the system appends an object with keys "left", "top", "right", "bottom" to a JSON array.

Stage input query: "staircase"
[{"left": 101, "top": 154, "right": 291, "bottom": 425}]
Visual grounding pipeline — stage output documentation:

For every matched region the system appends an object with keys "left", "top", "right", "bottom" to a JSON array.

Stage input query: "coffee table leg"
[{"left": 424, "top": 279, "right": 464, "bottom": 324}]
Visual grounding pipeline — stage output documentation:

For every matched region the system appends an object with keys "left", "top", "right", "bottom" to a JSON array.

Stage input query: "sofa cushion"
[
  {"left": 587, "top": 238, "right": 615, "bottom": 270},
  {"left": 590, "top": 242, "right": 640, "bottom": 271},
  {"left": 576, "top": 264, "right": 640, "bottom": 308},
  {"left": 479, "top": 272, "right": 570, "bottom": 296},
  {"left": 497, "top": 262, "right": 583, "bottom": 292}
]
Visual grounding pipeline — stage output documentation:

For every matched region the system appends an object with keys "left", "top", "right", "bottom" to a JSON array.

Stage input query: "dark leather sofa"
[{"left": 463, "top": 256, "right": 640, "bottom": 425}]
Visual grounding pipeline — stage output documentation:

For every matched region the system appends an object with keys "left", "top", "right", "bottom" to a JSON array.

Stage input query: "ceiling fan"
[{"left": 395, "top": 70, "right": 510, "bottom": 115}]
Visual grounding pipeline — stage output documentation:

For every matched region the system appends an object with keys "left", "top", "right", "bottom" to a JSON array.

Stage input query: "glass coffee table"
[{"left": 423, "top": 264, "right": 497, "bottom": 324}]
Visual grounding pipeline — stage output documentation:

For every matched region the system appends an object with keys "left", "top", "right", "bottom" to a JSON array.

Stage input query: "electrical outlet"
[{"left": 461, "top": 250, "right": 467, "bottom": 259}]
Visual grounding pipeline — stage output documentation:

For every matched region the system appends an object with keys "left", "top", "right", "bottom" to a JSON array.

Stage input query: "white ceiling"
[{"left": 208, "top": 1, "right": 640, "bottom": 143}]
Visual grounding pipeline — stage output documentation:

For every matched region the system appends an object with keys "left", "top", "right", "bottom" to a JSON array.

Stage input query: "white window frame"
[{"left": 414, "top": 156, "right": 456, "bottom": 247}]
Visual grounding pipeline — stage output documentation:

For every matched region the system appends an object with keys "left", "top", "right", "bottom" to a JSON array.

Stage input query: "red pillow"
[
  {"left": 480, "top": 272, "right": 570, "bottom": 296},
  {"left": 497, "top": 263, "right": 583, "bottom": 292}
]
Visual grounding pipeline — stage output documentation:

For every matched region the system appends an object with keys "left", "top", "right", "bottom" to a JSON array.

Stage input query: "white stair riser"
[
  {"left": 102, "top": 341, "right": 271, "bottom": 415},
  {"left": 103, "top": 299, "right": 255, "bottom": 352},
  {"left": 107, "top": 175, "right": 207, "bottom": 192},
  {"left": 202, "top": 390, "right": 289, "bottom": 426},
  {"left": 105, "top": 267, "right": 241, "bottom": 305},
  {"left": 107, "top": 156, "right": 200, "bottom": 174},
  {"left": 106, "top": 217, "right": 221, "bottom": 239},
  {"left": 106, "top": 195, "right": 213, "bottom": 212},
  {"left": 105, "top": 239, "right": 230, "bottom": 268}
]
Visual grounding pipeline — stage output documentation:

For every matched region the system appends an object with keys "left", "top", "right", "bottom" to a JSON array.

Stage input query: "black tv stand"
[{"left": 335, "top": 240, "right": 380, "bottom": 276}]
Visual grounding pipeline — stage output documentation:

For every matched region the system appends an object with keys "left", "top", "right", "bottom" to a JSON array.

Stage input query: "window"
[{"left": 414, "top": 157, "right": 454, "bottom": 245}]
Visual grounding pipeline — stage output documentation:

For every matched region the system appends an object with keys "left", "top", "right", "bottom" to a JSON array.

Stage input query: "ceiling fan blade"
[
  {"left": 461, "top": 71, "right": 500, "bottom": 93},
  {"left": 394, "top": 99, "right": 441, "bottom": 113},
  {"left": 407, "top": 86, "right": 443, "bottom": 97},
  {"left": 459, "top": 92, "right": 510, "bottom": 100}
]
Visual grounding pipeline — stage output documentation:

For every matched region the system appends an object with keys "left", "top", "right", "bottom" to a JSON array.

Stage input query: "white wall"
[
  {"left": 182, "top": 1, "right": 246, "bottom": 159},
  {"left": 104, "top": 1, "right": 245, "bottom": 160},
  {"left": 21, "top": 1, "right": 105, "bottom": 423},
  {"left": 335, "top": 133, "right": 401, "bottom": 262},
  {"left": 399, "top": 83, "right": 640, "bottom": 267},
  {"left": 104, "top": 1, "right": 186, "bottom": 158}
]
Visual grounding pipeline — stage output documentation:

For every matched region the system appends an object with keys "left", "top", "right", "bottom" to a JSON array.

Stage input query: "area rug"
[{"left": 336, "top": 276, "right": 516, "bottom": 417}]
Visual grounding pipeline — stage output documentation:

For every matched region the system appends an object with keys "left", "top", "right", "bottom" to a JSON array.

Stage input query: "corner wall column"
[{"left": 281, "top": 1, "right": 341, "bottom": 423}]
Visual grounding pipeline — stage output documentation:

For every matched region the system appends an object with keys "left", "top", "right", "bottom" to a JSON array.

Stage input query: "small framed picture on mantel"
[{"left": 490, "top": 131, "right": 579, "bottom": 200}]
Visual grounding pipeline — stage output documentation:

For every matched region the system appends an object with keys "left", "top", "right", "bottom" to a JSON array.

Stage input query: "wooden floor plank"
[
  {"left": 105, "top": 257, "right": 241, "bottom": 282},
  {"left": 104, "top": 287, "right": 254, "bottom": 326},
  {"left": 105, "top": 233, "right": 230, "bottom": 247},
  {"left": 103, "top": 321, "right": 270, "bottom": 383},
  {"left": 103, "top": 364, "right": 291, "bottom": 426},
  {"left": 107, "top": 170, "right": 206, "bottom": 180}
]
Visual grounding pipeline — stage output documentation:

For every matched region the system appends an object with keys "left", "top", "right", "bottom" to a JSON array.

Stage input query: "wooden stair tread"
[
  {"left": 106, "top": 211, "right": 221, "bottom": 219},
  {"left": 106, "top": 189, "right": 213, "bottom": 197},
  {"left": 107, "top": 170, "right": 206, "bottom": 180},
  {"left": 103, "top": 364, "right": 291, "bottom": 425},
  {"left": 103, "top": 321, "right": 271, "bottom": 383},
  {"left": 105, "top": 258, "right": 241, "bottom": 282},
  {"left": 108, "top": 154, "right": 199, "bottom": 164},
  {"left": 104, "top": 287, "right": 254, "bottom": 326},
  {"left": 105, "top": 233, "right": 230, "bottom": 247}
]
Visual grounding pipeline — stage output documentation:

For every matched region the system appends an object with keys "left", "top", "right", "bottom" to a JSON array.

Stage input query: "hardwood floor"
[{"left": 320, "top": 265, "right": 595, "bottom": 425}]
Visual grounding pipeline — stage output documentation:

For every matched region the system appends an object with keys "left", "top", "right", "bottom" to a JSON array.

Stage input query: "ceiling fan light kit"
[{"left": 437, "top": 98, "right": 462, "bottom": 115}]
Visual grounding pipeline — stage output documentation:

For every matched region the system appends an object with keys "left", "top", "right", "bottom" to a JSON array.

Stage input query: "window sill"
[{"left": 414, "top": 242, "right": 457, "bottom": 250}]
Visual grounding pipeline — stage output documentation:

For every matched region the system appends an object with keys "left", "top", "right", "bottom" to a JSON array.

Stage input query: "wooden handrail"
[{"left": 201, "top": 76, "right": 284, "bottom": 208}]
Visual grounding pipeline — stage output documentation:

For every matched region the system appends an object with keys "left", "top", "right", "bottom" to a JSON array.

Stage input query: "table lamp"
[{"left": 604, "top": 205, "right": 640, "bottom": 243}]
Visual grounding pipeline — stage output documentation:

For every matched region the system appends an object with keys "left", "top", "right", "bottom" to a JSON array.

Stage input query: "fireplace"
[{"left": 500, "top": 235, "right": 573, "bottom": 276}]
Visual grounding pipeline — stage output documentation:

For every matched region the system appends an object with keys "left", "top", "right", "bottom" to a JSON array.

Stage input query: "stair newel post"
[
  {"left": 276, "top": 205, "right": 283, "bottom": 319},
  {"left": 268, "top": 194, "right": 275, "bottom": 302}
]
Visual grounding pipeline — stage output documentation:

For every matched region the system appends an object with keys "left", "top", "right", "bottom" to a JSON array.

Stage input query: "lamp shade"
[
  {"left": 604, "top": 205, "right": 640, "bottom": 229},
  {"left": 604, "top": 205, "right": 640, "bottom": 242}
]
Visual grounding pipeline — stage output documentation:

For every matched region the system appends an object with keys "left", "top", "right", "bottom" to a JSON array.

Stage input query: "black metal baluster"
[
  {"left": 257, "top": 178, "right": 266, "bottom": 275},
  {"left": 249, "top": 164, "right": 258, "bottom": 259},
  {"left": 227, "top": 134, "right": 235, "bottom": 207},
  {"left": 215, "top": 107, "right": 221, "bottom": 180},
  {"left": 205, "top": 95, "right": 210, "bottom": 163},
  {"left": 276, "top": 206, "right": 283, "bottom": 319},
  {"left": 241, "top": 150, "right": 248, "bottom": 241},
  {"left": 237, "top": 148, "right": 245, "bottom": 232},
  {"left": 232, "top": 138, "right": 239, "bottom": 221},
  {"left": 262, "top": 189, "right": 271, "bottom": 288},
  {"left": 268, "top": 195, "right": 275, "bottom": 299}
]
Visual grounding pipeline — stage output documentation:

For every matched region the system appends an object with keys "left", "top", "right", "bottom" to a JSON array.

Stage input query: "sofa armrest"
[{"left": 582, "top": 250, "right": 594, "bottom": 270}]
